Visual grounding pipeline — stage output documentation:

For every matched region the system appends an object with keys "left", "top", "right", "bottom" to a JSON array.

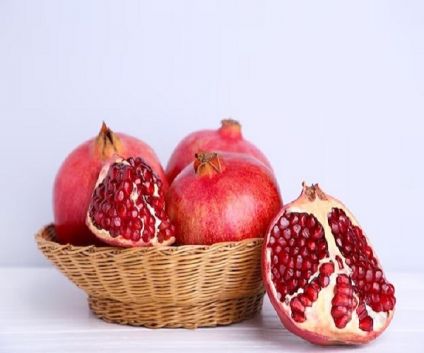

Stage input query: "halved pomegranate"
[
  {"left": 262, "top": 183, "right": 395, "bottom": 345},
  {"left": 86, "top": 157, "right": 175, "bottom": 247}
]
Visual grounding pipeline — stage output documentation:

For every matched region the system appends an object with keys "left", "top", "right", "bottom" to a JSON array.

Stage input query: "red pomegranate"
[
  {"left": 262, "top": 183, "right": 395, "bottom": 345},
  {"left": 166, "top": 152, "right": 282, "bottom": 245},
  {"left": 166, "top": 119, "right": 272, "bottom": 183},
  {"left": 53, "top": 123, "right": 167, "bottom": 246},
  {"left": 86, "top": 157, "right": 175, "bottom": 247}
]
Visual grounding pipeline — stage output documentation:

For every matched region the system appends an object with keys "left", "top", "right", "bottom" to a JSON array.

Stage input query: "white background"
[{"left": 0, "top": 0, "right": 422, "bottom": 271}]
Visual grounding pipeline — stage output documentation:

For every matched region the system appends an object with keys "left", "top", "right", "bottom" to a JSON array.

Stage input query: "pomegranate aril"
[
  {"left": 279, "top": 216, "right": 290, "bottom": 229},
  {"left": 337, "top": 274, "right": 350, "bottom": 285},
  {"left": 132, "top": 231, "right": 141, "bottom": 241},
  {"left": 299, "top": 294, "right": 312, "bottom": 307},
  {"left": 312, "top": 228, "right": 323, "bottom": 239},
  {"left": 292, "top": 311, "right": 306, "bottom": 323},
  {"left": 290, "top": 297, "right": 304, "bottom": 312},
  {"left": 302, "top": 260, "right": 312, "bottom": 271},
  {"left": 372, "top": 282, "right": 380, "bottom": 292},
  {"left": 320, "top": 261, "right": 335, "bottom": 275},
  {"left": 283, "top": 229, "right": 292, "bottom": 240},
  {"left": 334, "top": 315, "right": 351, "bottom": 329},
  {"left": 359, "top": 316, "right": 373, "bottom": 332},
  {"left": 304, "top": 285, "right": 319, "bottom": 301},
  {"left": 331, "top": 305, "right": 348, "bottom": 318},
  {"left": 365, "top": 269, "right": 373, "bottom": 282},
  {"left": 333, "top": 293, "right": 351, "bottom": 307},
  {"left": 319, "top": 275, "right": 330, "bottom": 288},
  {"left": 306, "top": 239, "right": 316, "bottom": 251}
]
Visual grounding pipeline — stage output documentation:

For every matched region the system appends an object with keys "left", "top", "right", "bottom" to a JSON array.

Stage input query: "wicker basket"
[{"left": 36, "top": 225, "right": 265, "bottom": 328}]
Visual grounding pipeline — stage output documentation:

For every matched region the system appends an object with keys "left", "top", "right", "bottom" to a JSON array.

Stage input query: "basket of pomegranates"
[{"left": 36, "top": 121, "right": 283, "bottom": 328}]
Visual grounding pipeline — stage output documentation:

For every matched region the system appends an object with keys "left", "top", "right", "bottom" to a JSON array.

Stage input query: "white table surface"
[{"left": 0, "top": 268, "right": 423, "bottom": 353}]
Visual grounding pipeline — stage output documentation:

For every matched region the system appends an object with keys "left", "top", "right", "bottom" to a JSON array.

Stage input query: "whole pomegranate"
[
  {"left": 262, "top": 183, "right": 395, "bottom": 345},
  {"left": 53, "top": 123, "right": 167, "bottom": 246},
  {"left": 86, "top": 157, "right": 175, "bottom": 247},
  {"left": 166, "top": 119, "right": 272, "bottom": 183},
  {"left": 166, "top": 152, "right": 282, "bottom": 245}
]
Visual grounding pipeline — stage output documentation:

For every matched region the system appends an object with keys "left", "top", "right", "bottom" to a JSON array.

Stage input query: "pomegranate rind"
[{"left": 262, "top": 183, "right": 395, "bottom": 345}]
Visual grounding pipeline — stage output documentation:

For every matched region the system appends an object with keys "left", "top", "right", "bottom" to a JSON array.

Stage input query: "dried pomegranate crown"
[{"left": 263, "top": 183, "right": 395, "bottom": 345}]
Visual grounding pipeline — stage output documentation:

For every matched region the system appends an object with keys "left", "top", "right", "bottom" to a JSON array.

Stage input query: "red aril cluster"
[{"left": 86, "top": 157, "right": 175, "bottom": 247}]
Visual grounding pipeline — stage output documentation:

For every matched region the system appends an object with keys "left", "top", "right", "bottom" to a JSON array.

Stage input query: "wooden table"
[{"left": 1, "top": 268, "right": 422, "bottom": 352}]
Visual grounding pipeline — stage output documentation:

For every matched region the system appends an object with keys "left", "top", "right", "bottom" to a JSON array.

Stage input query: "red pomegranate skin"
[
  {"left": 166, "top": 152, "right": 282, "bottom": 245},
  {"left": 53, "top": 124, "right": 167, "bottom": 246},
  {"left": 166, "top": 119, "right": 272, "bottom": 183}
]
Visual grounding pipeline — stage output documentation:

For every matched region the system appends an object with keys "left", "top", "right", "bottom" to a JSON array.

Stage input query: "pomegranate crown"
[
  {"left": 219, "top": 118, "right": 242, "bottom": 139},
  {"left": 95, "top": 122, "right": 123, "bottom": 160},
  {"left": 193, "top": 152, "right": 223, "bottom": 177},
  {"left": 302, "top": 182, "right": 328, "bottom": 201}
]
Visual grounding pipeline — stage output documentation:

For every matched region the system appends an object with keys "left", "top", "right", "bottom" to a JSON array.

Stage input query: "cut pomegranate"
[
  {"left": 86, "top": 157, "right": 175, "bottom": 247},
  {"left": 262, "top": 183, "right": 395, "bottom": 345},
  {"left": 54, "top": 122, "right": 167, "bottom": 245}
]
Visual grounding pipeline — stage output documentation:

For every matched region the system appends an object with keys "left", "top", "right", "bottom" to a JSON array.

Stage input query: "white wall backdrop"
[{"left": 0, "top": 0, "right": 423, "bottom": 271}]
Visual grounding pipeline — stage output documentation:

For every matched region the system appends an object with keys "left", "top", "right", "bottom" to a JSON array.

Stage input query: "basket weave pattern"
[{"left": 36, "top": 225, "right": 265, "bottom": 328}]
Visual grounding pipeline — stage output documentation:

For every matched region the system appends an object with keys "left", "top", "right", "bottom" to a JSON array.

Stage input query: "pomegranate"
[
  {"left": 166, "top": 119, "right": 272, "bottom": 183},
  {"left": 166, "top": 152, "right": 282, "bottom": 245},
  {"left": 54, "top": 123, "right": 167, "bottom": 246},
  {"left": 86, "top": 157, "right": 175, "bottom": 247},
  {"left": 262, "top": 183, "right": 395, "bottom": 345}
]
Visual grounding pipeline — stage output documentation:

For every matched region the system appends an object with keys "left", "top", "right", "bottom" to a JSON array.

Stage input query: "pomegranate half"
[
  {"left": 53, "top": 123, "right": 167, "bottom": 245},
  {"left": 166, "top": 152, "right": 282, "bottom": 245},
  {"left": 262, "top": 183, "right": 395, "bottom": 345},
  {"left": 86, "top": 157, "right": 175, "bottom": 247},
  {"left": 166, "top": 119, "right": 272, "bottom": 183}
]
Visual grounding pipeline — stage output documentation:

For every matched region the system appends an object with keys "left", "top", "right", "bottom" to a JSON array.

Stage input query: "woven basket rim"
[{"left": 36, "top": 224, "right": 264, "bottom": 255}]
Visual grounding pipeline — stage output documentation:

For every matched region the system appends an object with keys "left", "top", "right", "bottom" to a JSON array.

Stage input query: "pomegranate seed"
[
  {"left": 299, "top": 294, "right": 312, "bottom": 307},
  {"left": 331, "top": 305, "right": 347, "bottom": 318},
  {"left": 359, "top": 316, "right": 373, "bottom": 332},
  {"left": 290, "top": 297, "right": 305, "bottom": 313},
  {"left": 334, "top": 314, "right": 351, "bottom": 329},
  {"left": 304, "top": 285, "right": 319, "bottom": 301},
  {"left": 320, "top": 262, "right": 335, "bottom": 276},
  {"left": 319, "top": 275, "right": 330, "bottom": 288},
  {"left": 292, "top": 311, "right": 306, "bottom": 323}
]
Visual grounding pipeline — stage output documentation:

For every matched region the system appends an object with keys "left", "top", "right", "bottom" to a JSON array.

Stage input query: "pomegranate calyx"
[
  {"left": 95, "top": 122, "right": 123, "bottom": 160},
  {"left": 302, "top": 182, "right": 328, "bottom": 201},
  {"left": 219, "top": 118, "right": 242, "bottom": 139},
  {"left": 194, "top": 152, "right": 223, "bottom": 177}
]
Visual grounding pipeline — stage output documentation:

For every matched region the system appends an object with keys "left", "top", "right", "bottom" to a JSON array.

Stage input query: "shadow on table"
[{"left": 243, "top": 310, "right": 363, "bottom": 352}]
